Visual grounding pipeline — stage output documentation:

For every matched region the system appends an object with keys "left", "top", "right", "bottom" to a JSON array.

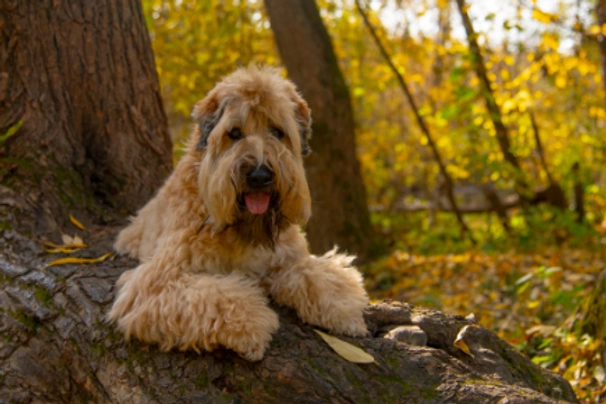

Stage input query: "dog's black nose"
[{"left": 247, "top": 165, "right": 274, "bottom": 189}]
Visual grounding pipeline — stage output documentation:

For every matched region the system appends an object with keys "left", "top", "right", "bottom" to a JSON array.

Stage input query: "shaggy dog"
[{"left": 109, "top": 66, "right": 368, "bottom": 361}]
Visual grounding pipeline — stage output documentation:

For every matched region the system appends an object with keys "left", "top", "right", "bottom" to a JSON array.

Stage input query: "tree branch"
[{"left": 355, "top": 0, "right": 476, "bottom": 245}]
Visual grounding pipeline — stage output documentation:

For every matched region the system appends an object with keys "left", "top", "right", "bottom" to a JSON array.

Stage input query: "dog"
[{"left": 108, "top": 66, "right": 369, "bottom": 361}]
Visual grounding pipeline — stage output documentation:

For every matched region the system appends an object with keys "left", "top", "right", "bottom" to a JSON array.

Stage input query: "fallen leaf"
[
  {"left": 44, "top": 252, "right": 112, "bottom": 269},
  {"left": 45, "top": 247, "right": 79, "bottom": 254},
  {"left": 73, "top": 234, "right": 84, "bottom": 245},
  {"left": 69, "top": 214, "right": 86, "bottom": 230},
  {"left": 314, "top": 330, "right": 374, "bottom": 364},
  {"left": 42, "top": 240, "right": 87, "bottom": 249},
  {"left": 62, "top": 234, "right": 73, "bottom": 245},
  {"left": 454, "top": 325, "right": 474, "bottom": 357}
]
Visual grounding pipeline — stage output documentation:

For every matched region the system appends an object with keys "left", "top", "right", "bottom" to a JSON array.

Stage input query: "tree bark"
[
  {"left": 263, "top": 0, "right": 378, "bottom": 263},
  {"left": 0, "top": 231, "right": 579, "bottom": 403},
  {"left": 0, "top": 0, "right": 173, "bottom": 238}
]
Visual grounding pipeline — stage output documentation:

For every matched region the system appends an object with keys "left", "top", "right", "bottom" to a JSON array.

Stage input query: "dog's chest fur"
[{"left": 189, "top": 239, "right": 274, "bottom": 278}]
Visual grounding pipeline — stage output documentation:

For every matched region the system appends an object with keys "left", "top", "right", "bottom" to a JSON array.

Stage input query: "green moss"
[
  {"left": 9, "top": 309, "right": 40, "bottom": 331},
  {"left": 91, "top": 341, "right": 106, "bottom": 357},
  {"left": 194, "top": 374, "right": 210, "bottom": 389},
  {"left": 0, "top": 220, "right": 11, "bottom": 231},
  {"left": 34, "top": 286, "right": 52, "bottom": 306}
]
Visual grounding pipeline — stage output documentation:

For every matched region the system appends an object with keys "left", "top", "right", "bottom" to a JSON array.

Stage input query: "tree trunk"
[
  {"left": 0, "top": 234, "right": 579, "bottom": 403},
  {"left": 0, "top": 0, "right": 173, "bottom": 238},
  {"left": 263, "top": 0, "right": 378, "bottom": 263}
]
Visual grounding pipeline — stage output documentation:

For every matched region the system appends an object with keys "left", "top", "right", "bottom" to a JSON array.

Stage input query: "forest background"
[{"left": 143, "top": 0, "right": 603, "bottom": 401}]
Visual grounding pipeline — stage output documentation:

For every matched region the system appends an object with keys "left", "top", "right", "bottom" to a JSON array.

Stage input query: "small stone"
[{"left": 384, "top": 325, "right": 428, "bottom": 346}]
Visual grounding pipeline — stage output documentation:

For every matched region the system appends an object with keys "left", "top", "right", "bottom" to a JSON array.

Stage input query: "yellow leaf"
[
  {"left": 314, "top": 330, "right": 374, "bottom": 364},
  {"left": 44, "top": 252, "right": 112, "bottom": 269},
  {"left": 532, "top": 8, "right": 556, "bottom": 24},
  {"left": 542, "top": 33, "right": 559, "bottom": 50},
  {"left": 62, "top": 234, "right": 73, "bottom": 245},
  {"left": 69, "top": 214, "right": 86, "bottom": 230},
  {"left": 73, "top": 235, "right": 84, "bottom": 245},
  {"left": 45, "top": 247, "right": 79, "bottom": 254},
  {"left": 454, "top": 325, "right": 475, "bottom": 357},
  {"left": 42, "top": 240, "right": 87, "bottom": 249}
]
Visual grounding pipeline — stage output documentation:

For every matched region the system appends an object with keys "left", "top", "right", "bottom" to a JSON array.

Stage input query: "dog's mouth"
[{"left": 243, "top": 191, "right": 271, "bottom": 215}]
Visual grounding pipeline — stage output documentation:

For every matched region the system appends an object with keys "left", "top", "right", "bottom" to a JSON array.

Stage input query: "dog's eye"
[
  {"left": 270, "top": 127, "right": 285, "bottom": 140},
  {"left": 228, "top": 128, "right": 243, "bottom": 141}
]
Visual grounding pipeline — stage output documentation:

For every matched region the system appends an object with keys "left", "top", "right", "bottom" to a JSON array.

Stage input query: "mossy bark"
[
  {"left": 0, "top": 231, "right": 579, "bottom": 403},
  {"left": 0, "top": 0, "right": 172, "bottom": 238}
]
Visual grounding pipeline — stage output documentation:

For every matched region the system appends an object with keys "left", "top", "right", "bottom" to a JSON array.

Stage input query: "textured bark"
[
  {"left": 264, "top": 0, "right": 378, "bottom": 263},
  {"left": 0, "top": 228, "right": 579, "bottom": 403},
  {"left": 0, "top": 0, "right": 173, "bottom": 237}
]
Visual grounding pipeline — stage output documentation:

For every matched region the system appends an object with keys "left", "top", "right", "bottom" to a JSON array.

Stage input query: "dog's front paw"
[
  {"left": 321, "top": 310, "right": 368, "bottom": 338},
  {"left": 219, "top": 304, "right": 280, "bottom": 361}
]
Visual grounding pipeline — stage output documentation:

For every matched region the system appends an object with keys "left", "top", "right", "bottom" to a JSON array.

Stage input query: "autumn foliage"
[{"left": 141, "top": 0, "right": 606, "bottom": 401}]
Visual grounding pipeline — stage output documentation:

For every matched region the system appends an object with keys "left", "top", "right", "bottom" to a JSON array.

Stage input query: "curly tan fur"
[{"left": 109, "top": 66, "right": 368, "bottom": 361}]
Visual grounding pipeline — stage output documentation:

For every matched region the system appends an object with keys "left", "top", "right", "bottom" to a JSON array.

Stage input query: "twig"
[{"left": 355, "top": 0, "right": 476, "bottom": 245}]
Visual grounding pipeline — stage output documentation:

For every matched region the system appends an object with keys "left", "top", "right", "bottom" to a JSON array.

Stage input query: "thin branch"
[
  {"left": 355, "top": 0, "right": 476, "bottom": 245},
  {"left": 529, "top": 110, "right": 553, "bottom": 184}
]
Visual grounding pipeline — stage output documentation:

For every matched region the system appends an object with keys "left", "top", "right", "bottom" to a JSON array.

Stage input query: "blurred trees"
[{"left": 142, "top": 0, "right": 606, "bottom": 246}]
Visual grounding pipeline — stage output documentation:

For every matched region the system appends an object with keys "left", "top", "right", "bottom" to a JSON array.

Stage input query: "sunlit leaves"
[{"left": 142, "top": 0, "right": 277, "bottom": 143}]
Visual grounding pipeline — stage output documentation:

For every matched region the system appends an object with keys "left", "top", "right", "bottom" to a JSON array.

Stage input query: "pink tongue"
[{"left": 244, "top": 192, "right": 271, "bottom": 215}]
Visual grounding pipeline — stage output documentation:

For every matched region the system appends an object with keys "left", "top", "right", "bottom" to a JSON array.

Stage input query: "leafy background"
[{"left": 142, "top": 0, "right": 606, "bottom": 401}]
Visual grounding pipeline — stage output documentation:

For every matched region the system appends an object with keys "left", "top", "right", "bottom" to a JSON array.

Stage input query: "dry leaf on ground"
[
  {"left": 44, "top": 252, "right": 112, "bottom": 269},
  {"left": 314, "top": 329, "right": 374, "bottom": 364},
  {"left": 69, "top": 214, "right": 86, "bottom": 230}
]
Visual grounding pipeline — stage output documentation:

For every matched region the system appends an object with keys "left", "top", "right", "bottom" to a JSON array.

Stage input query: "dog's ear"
[
  {"left": 192, "top": 92, "right": 225, "bottom": 151},
  {"left": 293, "top": 96, "right": 312, "bottom": 157}
]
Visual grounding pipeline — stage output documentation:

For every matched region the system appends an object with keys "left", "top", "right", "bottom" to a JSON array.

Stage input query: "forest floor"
[{"left": 365, "top": 212, "right": 606, "bottom": 403}]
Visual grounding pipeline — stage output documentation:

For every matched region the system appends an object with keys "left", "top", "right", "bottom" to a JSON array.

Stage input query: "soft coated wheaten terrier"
[{"left": 109, "top": 66, "right": 369, "bottom": 361}]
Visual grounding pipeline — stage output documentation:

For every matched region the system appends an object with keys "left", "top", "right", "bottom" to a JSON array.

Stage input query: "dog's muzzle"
[
  {"left": 242, "top": 165, "right": 274, "bottom": 215},
  {"left": 246, "top": 165, "right": 274, "bottom": 189}
]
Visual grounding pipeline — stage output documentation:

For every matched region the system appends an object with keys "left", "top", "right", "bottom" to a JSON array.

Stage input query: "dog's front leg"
[
  {"left": 109, "top": 232, "right": 279, "bottom": 361},
  {"left": 267, "top": 249, "right": 369, "bottom": 337}
]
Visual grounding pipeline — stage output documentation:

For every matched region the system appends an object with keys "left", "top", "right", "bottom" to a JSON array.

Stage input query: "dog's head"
[{"left": 191, "top": 66, "right": 312, "bottom": 248}]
